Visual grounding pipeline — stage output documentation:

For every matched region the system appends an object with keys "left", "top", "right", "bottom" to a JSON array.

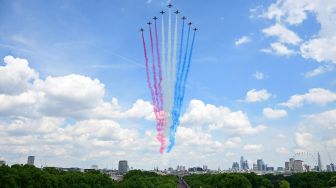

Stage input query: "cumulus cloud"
[
  {"left": 304, "top": 109, "right": 336, "bottom": 130},
  {"left": 275, "top": 147, "right": 289, "bottom": 154},
  {"left": 181, "top": 100, "right": 266, "bottom": 135},
  {"left": 301, "top": 37, "right": 336, "bottom": 63},
  {"left": 244, "top": 89, "right": 272, "bottom": 103},
  {"left": 304, "top": 64, "right": 334, "bottom": 78},
  {"left": 263, "top": 108, "right": 287, "bottom": 119},
  {"left": 252, "top": 71, "right": 265, "bottom": 80},
  {"left": 262, "top": 24, "right": 301, "bottom": 45},
  {"left": 280, "top": 88, "right": 336, "bottom": 108},
  {"left": 0, "top": 56, "right": 38, "bottom": 95},
  {"left": 243, "top": 144, "right": 263, "bottom": 153},
  {"left": 261, "top": 0, "right": 336, "bottom": 65},
  {"left": 235, "top": 36, "right": 251, "bottom": 46},
  {"left": 295, "top": 132, "right": 314, "bottom": 148},
  {"left": 261, "top": 42, "right": 295, "bottom": 56}
]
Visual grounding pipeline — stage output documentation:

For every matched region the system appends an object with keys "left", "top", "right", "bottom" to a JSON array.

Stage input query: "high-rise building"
[
  {"left": 232, "top": 162, "right": 239, "bottom": 171},
  {"left": 252, "top": 163, "right": 258, "bottom": 171},
  {"left": 285, "top": 162, "right": 290, "bottom": 171},
  {"left": 257, "top": 159, "right": 265, "bottom": 171},
  {"left": 289, "top": 158, "right": 294, "bottom": 171},
  {"left": 27, "top": 156, "right": 35, "bottom": 166},
  {"left": 293, "top": 160, "right": 303, "bottom": 172},
  {"left": 0, "top": 160, "right": 5, "bottom": 166},
  {"left": 91, "top": 165, "right": 98, "bottom": 170},
  {"left": 317, "top": 152, "right": 323, "bottom": 171},
  {"left": 240, "top": 156, "right": 244, "bottom": 170},
  {"left": 203, "top": 165, "right": 208, "bottom": 171},
  {"left": 326, "top": 163, "right": 335, "bottom": 172},
  {"left": 118, "top": 160, "right": 128, "bottom": 174}
]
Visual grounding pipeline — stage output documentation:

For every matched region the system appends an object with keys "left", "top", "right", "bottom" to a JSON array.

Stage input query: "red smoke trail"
[
  {"left": 149, "top": 25, "right": 166, "bottom": 153},
  {"left": 154, "top": 19, "right": 163, "bottom": 112}
]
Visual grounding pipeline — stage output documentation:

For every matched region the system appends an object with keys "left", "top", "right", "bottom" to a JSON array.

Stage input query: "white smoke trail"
[
  {"left": 161, "top": 12, "right": 168, "bottom": 139},
  {"left": 164, "top": 7, "right": 173, "bottom": 137}
]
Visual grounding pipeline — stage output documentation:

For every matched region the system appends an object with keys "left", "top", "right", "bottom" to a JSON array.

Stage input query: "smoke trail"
[
  {"left": 149, "top": 25, "right": 166, "bottom": 153},
  {"left": 154, "top": 19, "right": 163, "bottom": 112},
  {"left": 179, "top": 30, "right": 196, "bottom": 111},
  {"left": 154, "top": 19, "right": 166, "bottom": 153},
  {"left": 167, "top": 22, "right": 191, "bottom": 152},
  {"left": 141, "top": 31, "right": 156, "bottom": 112}
]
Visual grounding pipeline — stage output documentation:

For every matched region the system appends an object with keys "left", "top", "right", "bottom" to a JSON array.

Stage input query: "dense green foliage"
[
  {"left": 184, "top": 172, "right": 336, "bottom": 188},
  {"left": 0, "top": 165, "right": 177, "bottom": 188}
]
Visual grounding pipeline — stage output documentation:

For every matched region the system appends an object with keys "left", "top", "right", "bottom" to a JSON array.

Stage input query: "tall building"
[
  {"left": 240, "top": 156, "right": 244, "bottom": 170},
  {"left": 232, "top": 162, "right": 239, "bottom": 171},
  {"left": 0, "top": 160, "right": 5, "bottom": 166},
  {"left": 203, "top": 165, "right": 208, "bottom": 171},
  {"left": 27, "top": 156, "right": 35, "bottom": 166},
  {"left": 317, "top": 152, "right": 323, "bottom": 171},
  {"left": 239, "top": 156, "right": 249, "bottom": 171},
  {"left": 326, "top": 163, "right": 335, "bottom": 172},
  {"left": 289, "top": 158, "right": 294, "bottom": 171},
  {"left": 285, "top": 162, "right": 290, "bottom": 171},
  {"left": 257, "top": 159, "right": 265, "bottom": 171},
  {"left": 293, "top": 160, "right": 303, "bottom": 172},
  {"left": 118, "top": 160, "right": 128, "bottom": 174}
]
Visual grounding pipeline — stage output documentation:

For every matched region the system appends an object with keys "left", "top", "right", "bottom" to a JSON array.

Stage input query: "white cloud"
[
  {"left": 261, "top": 0, "right": 336, "bottom": 65},
  {"left": 224, "top": 137, "right": 241, "bottom": 148},
  {"left": 295, "top": 132, "right": 314, "bottom": 148},
  {"left": 235, "top": 36, "right": 251, "bottom": 46},
  {"left": 0, "top": 56, "right": 38, "bottom": 95},
  {"left": 244, "top": 89, "right": 272, "bottom": 103},
  {"left": 280, "top": 88, "right": 336, "bottom": 108},
  {"left": 304, "top": 64, "right": 334, "bottom": 78},
  {"left": 277, "top": 133, "right": 287, "bottom": 139},
  {"left": 181, "top": 100, "right": 266, "bottom": 135},
  {"left": 263, "top": 108, "right": 287, "bottom": 119},
  {"left": 262, "top": 24, "right": 301, "bottom": 45},
  {"left": 261, "top": 42, "right": 295, "bottom": 56},
  {"left": 243, "top": 144, "right": 263, "bottom": 153},
  {"left": 275, "top": 147, "right": 289, "bottom": 154},
  {"left": 301, "top": 37, "right": 336, "bottom": 63},
  {"left": 304, "top": 109, "right": 336, "bottom": 130},
  {"left": 252, "top": 71, "right": 264, "bottom": 80}
]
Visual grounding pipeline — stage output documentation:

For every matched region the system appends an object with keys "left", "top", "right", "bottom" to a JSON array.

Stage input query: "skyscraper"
[
  {"left": 232, "top": 162, "right": 239, "bottom": 171},
  {"left": 240, "top": 156, "right": 244, "bottom": 170},
  {"left": 293, "top": 160, "right": 303, "bottom": 172},
  {"left": 257, "top": 159, "right": 264, "bottom": 171},
  {"left": 317, "top": 152, "right": 323, "bottom": 171},
  {"left": 27, "top": 156, "right": 35, "bottom": 166},
  {"left": 118, "top": 160, "right": 128, "bottom": 174},
  {"left": 289, "top": 158, "right": 294, "bottom": 171}
]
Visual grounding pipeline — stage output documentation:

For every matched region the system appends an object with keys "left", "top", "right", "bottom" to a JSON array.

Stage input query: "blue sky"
[{"left": 0, "top": 0, "right": 336, "bottom": 170}]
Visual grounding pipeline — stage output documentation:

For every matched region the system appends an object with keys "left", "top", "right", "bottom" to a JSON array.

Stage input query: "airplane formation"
[{"left": 140, "top": 3, "right": 197, "bottom": 33}]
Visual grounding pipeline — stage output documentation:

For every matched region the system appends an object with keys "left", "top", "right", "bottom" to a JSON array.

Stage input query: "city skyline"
[{"left": 0, "top": 0, "right": 336, "bottom": 170}]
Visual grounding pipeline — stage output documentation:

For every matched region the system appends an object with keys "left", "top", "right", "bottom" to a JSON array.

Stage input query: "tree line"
[
  {"left": 184, "top": 172, "right": 336, "bottom": 188},
  {"left": 0, "top": 165, "right": 178, "bottom": 188}
]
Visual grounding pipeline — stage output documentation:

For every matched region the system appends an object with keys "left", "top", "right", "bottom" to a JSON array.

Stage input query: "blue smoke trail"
[{"left": 167, "top": 24, "right": 192, "bottom": 152}]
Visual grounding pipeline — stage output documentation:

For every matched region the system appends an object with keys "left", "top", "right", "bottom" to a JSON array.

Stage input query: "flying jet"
[
  {"left": 160, "top": 10, "right": 165, "bottom": 14},
  {"left": 188, "top": 22, "right": 192, "bottom": 26},
  {"left": 193, "top": 28, "right": 198, "bottom": 31},
  {"left": 167, "top": 3, "right": 173, "bottom": 8},
  {"left": 147, "top": 22, "right": 152, "bottom": 25},
  {"left": 153, "top": 16, "right": 158, "bottom": 20},
  {"left": 182, "top": 16, "right": 187, "bottom": 20},
  {"left": 140, "top": 28, "right": 144, "bottom": 32},
  {"left": 174, "top": 10, "right": 180, "bottom": 14}
]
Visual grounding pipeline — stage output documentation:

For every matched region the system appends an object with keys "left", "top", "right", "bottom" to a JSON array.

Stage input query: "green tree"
[
  {"left": 328, "top": 175, "right": 336, "bottom": 187},
  {"left": 279, "top": 180, "right": 290, "bottom": 188}
]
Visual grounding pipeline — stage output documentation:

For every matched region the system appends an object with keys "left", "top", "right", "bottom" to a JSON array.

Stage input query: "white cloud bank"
[
  {"left": 235, "top": 36, "right": 251, "bottom": 46},
  {"left": 260, "top": 0, "right": 336, "bottom": 75},
  {"left": 280, "top": 88, "right": 336, "bottom": 108},
  {"left": 244, "top": 89, "right": 272, "bottom": 103}
]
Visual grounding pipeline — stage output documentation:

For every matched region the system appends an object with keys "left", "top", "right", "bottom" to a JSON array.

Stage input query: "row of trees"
[
  {"left": 0, "top": 165, "right": 178, "bottom": 188},
  {"left": 184, "top": 172, "right": 336, "bottom": 188}
]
